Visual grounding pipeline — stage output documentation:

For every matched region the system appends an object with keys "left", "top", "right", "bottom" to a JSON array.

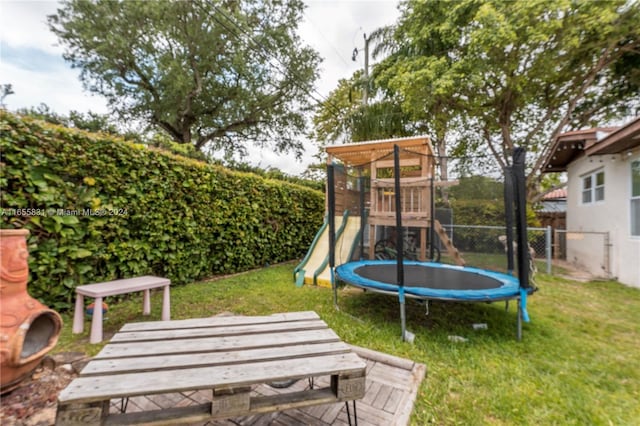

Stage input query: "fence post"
[{"left": 546, "top": 226, "right": 552, "bottom": 274}]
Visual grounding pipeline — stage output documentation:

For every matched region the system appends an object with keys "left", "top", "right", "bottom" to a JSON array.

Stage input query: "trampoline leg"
[
  {"left": 505, "top": 300, "right": 509, "bottom": 311},
  {"left": 517, "top": 299, "right": 522, "bottom": 341},
  {"left": 331, "top": 268, "right": 342, "bottom": 312},
  {"left": 400, "top": 301, "right": 407, "bottom": 341}
]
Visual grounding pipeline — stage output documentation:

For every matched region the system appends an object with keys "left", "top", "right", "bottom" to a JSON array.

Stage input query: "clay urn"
[{"left": 0, "top": 229, "right": 63, "bottom": 394}]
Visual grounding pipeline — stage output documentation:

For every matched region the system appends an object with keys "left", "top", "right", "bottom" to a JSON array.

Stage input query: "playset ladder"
[{"left": 434, "top": 220, "right": 465, "bottom": 266}]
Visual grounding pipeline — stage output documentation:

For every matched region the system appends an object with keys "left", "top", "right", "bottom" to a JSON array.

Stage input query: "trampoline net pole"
[
  {"left": 393, "top": 145, "right": 407, "bottom": 341},
  {"left": 513, "top": 147, "right": 532, "bottom": 338},
  {"left": 512, "top": 147, "right": 530, "bottom": 290},
  {"left": 430, "top": 177, "right": 436, "bottom": 261},
  {"left": 327, "top": 164, "right": 338, "bottom": 307},
  {"left": 504, "top": 166, "right": 515, "bottom": 274},
  {"left": 359, "top": 172, "right": 366, "bottom": 260}
]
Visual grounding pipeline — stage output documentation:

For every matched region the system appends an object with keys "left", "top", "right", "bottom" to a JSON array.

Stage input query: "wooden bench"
[
  {"left": 57, "top": 311, "right": 366, "bottom": 425},
  {"left": 72, "top": 276, "right": 171, "bottom": 344}
]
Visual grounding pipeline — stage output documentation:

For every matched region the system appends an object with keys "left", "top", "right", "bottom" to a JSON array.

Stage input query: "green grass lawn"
[{"left": 55, "top": 263, "right": 640, "bottom": 425}]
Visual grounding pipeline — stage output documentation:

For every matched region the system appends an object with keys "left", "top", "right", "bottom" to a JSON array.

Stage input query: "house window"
[
  {"left": 632, "top": 160, "right": 640, "bottom": 236},
  {"left": 582, "top": 169, "right": 604, "bottom": 204}
]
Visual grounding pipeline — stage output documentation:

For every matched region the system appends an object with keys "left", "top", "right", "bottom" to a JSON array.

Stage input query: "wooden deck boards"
[
  {"left": 106, "top": 345, "right": 426, "bottom": 426},
  {"left": 59, "top": 311, "right": 426, "bottom": 425},
  {"left": 57, "top": 312, "right": 371, "bottom": 425}
]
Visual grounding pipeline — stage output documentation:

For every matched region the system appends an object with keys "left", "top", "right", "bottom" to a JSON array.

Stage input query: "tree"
[
  {"left": 311, "top": 75, "right": 362, "bottom": 146},
  {"left": 17, "top": 103, "right": 118, "bottom": 134},
  {"left": 376, "top": 0, "right": 640, "bottom": 199},
  {"left": 0, "top": 84, "right": 14, "bottom": 108},
  {"left": 16, "top": 103, "right": 65, "bottom": 125},
  {"left": 447, "top": 176, "right": 503, "bottom": 202},
  {"left": 312, "top": 71, "right": 413, "bottom": 148},
  {"left": 48, "top": 0, "right": 320, "bottom": 159},
  {"left": 373, "top": 16, "right": 461, "bottom": 193}
]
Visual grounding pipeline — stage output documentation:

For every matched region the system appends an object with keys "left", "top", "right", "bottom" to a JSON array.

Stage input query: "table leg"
[
  {"left": 143, "top": 289, "right": 151, "bottom": 315},
  {"left": 90, "top": 296, "right": 103, "bottom": 344},
  {"left": 161, "top": 284, "right": 171, "bottom": 321},
  {"left": 211, "top": 387, "right": 251, "bottom": 417},
  {"left": 345, "top": 401, "right": 358, "bottom": 426},
  {"left": 56, "top": 400, "right": 108, "bottom": 425},
  {"left": 72, "top": 293, "right": 85, "bottom": 334}
]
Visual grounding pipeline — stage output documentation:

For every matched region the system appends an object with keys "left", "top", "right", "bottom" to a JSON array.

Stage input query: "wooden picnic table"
[{"left": 56, "top": 311, "right": 366, "bottom": 425}]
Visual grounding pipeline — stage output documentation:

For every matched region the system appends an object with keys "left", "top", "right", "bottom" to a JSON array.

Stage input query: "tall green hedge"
[{"left": 0, "top": 112, "right": 324, "bottom": 311}]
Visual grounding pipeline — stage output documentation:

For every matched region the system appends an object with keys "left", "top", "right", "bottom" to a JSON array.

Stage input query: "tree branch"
[
  {"left": 483, "top": 125, "right": 507, "bottom": 170},
  {"left": 152, "top": 117, "right": 183, "bottom": 142},
  {"left": 194, "top": 116, "right": 266, "bottom": 150},
  {"left": 531, "top": 43, "right": 620, "bottom": 175}
]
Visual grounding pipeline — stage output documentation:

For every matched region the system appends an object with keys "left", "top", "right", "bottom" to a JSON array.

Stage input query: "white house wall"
[{"left": 566, "top": 153, "right": 640, "bottom": 288}]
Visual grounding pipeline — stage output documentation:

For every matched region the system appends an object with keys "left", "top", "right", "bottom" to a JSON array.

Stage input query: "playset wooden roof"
[{"left": 325, "top": 136, "right": 434, "bottom": 167}]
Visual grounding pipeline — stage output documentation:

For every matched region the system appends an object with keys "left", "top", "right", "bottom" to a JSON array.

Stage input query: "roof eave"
[
  {"left": 541, "top": 127, "right": 620, "bottom": 173},
  {"left": 585, "top": 117, "right": 640, "bottom": 156}
]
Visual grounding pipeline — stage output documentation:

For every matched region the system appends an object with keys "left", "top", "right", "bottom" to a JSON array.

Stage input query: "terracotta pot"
[{"left": 0, "top": 229, "right": 63, "bottom": 394}]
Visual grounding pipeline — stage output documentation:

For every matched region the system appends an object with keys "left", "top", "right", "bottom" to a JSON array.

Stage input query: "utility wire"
[
  {"left": 209, "top": 5, "right": 345, "bottom": 119},
  {"left": 303, "top": 11, "right": 352, "bottom": 69}
]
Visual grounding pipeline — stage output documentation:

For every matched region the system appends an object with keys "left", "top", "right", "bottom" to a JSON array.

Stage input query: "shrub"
[{"left": 0, "top": 112, "right": 324, "bottom": 311}]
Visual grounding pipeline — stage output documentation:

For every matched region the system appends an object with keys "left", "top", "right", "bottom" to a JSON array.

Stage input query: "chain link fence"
[
  {"left": 362, "top": 224, "right": 609, "bottom": 278},
  {"left": 438, "top": 225, "right": 553, "bottom": 275},
  {"left": 552, "top": 230, "right": 611, "bottom": 279}
]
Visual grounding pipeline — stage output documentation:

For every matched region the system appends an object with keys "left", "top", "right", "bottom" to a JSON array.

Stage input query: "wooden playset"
[{"left": 325, "top": 136, "right": 464, "bottom": 265}]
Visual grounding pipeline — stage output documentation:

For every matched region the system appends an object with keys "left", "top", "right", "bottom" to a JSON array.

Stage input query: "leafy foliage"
[
  {"left": 48, "top": 0, "right": 320, "bottom": 158},
  {"left": 311, "top": 75, "right": 364, "bottom": 145},
  {"left": 447, "top": 176, "right": 504, "bottom": 202},
  {"left": 0, "top": 83, "right": 14, "bottom": 108},
  {"left": 0, "top": 112, "right": 324, "bottom": 311},
  {"left": 17, "top": 103, "right": 119, "bottom": 135},
  {"left": 16, "top": 105, "right": 321, "bottom": 189},
  {"left": 445, "top": 176, "right": 540, "bottom": 252},
  {"left": 225, "top": 161, "right": 323, "bottom": 191},
  {"left": 374, "top": 0, "right": 640, "bottom": 198},
  {"left": 312, "top": 72, "right": 414, "bottom": 147}
]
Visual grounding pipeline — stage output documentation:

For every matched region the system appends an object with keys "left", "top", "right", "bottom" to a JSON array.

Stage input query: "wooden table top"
[{"left": 58, "top": 311, "right": 366, "bottom": 405}]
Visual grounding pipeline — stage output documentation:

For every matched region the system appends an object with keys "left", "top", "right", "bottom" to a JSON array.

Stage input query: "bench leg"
[
  {"left": 72, "top": 294, "right": 84, "bottom": 334},
  {"left": 143, "top": 289, "right": 151, "bottom": 315},
  {"left": 161, "top": 284, "right": 171, "bottom": 321},
  {"left": 89, "top": 296, "right": 103, "bottom": 344}
]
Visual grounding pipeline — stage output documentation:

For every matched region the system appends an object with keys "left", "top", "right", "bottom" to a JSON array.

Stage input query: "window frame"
[{"left": 581, "top": 168, "right": 605, "bottom": 205}]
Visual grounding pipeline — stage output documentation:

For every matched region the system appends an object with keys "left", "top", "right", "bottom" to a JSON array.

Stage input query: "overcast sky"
[{"left": 0, "top": 0, "right": 401, "bottom": 175}]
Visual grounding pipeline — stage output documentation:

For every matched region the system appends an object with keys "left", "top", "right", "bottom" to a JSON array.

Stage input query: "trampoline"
[
  {"left": 336, "top": 260, "right": 533, "bottom": 302},
  {"left": 321, "top": 143, "right": 536, "bottom": 340}
]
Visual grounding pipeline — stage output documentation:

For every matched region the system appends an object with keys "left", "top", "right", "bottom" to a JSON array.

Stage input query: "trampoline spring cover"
[{"left": 335, "top": 260, "right": 531, "bottom": 301}]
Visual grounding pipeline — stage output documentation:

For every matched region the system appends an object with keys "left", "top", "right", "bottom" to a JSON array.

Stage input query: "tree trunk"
[{"left": 436, "top": 138, "right": 450, "bottom": 205}]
